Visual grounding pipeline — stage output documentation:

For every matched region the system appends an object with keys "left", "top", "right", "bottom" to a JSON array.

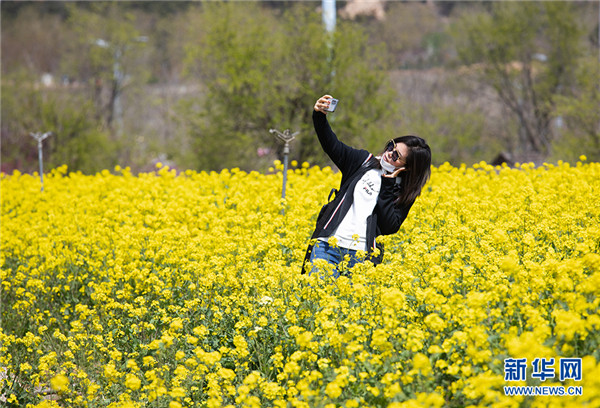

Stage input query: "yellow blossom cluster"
[{"left": 1, "top": 159, "right": 599, "bottom": 407}]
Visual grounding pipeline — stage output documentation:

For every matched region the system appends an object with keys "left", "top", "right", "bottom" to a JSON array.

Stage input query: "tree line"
[{"left": 1, "top": 1, "right": 598, "bottom": 174}]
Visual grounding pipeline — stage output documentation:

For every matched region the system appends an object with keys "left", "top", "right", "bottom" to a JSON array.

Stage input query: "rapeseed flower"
[
  {"left": 125, "top": 373, "right": 142, "bottom": 391},
  {"left": 49, "top": 373, "right": 69, "bottom": 393},
  {"left": 1, "top": 161, "right": 599, "bottom": 407}
]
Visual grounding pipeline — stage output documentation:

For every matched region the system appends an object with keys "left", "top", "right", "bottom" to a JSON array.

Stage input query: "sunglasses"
[{"left": 385, "top": 140, "right": 404, "bottom": 162}]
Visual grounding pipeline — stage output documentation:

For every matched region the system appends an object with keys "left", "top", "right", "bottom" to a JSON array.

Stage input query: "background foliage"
[
  {"left": 1, "top": 1, "right": 599, "bottom": 174},
  {"left": 180, "top": 3, "right": 395, "bottom": 170}
]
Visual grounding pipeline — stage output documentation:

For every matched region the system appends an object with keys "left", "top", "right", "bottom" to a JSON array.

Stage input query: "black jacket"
[{"left": 301, "top": 111, "right": 413, "bottom": 273}]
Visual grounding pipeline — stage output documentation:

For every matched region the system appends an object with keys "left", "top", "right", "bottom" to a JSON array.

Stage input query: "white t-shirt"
[{"left": 320, "top": 169, "right": 383, "bottom": 251}]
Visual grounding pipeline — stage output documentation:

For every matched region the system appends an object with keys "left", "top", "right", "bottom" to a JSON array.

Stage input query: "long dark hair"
[{"left": 384, "top": 135, "right": 431, "bottom": 206}]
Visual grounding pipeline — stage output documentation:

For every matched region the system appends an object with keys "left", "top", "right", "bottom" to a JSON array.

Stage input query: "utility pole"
[
  {"left": 323, "top": 0, "right": 336, "bottom": 80},
  {"left": 30, "top": 132, "right": 52, "bottom": 192},
  {"left": 270, "top": 129, "right": 299, "bottom": 206},
  {"left": 322, "top": 0, "right": 336, "bottom": 34}
]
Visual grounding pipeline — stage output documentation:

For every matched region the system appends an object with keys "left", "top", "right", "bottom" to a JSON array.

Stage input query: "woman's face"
[{"left": 383, "top": 141, "right": 409, "bottom": 169}]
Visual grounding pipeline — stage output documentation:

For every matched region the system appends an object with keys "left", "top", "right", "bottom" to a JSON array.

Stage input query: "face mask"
[{"left": 380, "top": 155, "right": 398, "bottom": 174}]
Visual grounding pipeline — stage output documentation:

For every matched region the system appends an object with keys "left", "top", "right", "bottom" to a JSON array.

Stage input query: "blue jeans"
[{"left": 308, "top": 240, "right": 362, "bottom": 279}]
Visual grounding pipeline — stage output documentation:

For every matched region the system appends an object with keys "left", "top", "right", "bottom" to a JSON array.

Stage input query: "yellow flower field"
[{"left": 1, "top": 159, "right": 599, "bottom": 408}]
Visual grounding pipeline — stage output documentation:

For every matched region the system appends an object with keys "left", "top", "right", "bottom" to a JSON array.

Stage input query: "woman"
[{"left": 302, "top": 94, "right": 432, "bottom": 277}]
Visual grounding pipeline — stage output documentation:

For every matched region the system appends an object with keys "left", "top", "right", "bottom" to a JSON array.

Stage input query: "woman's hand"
[
  {"left": 314, "top": 95, "right": 334, "bottom": 114},
  {"left": 382, "top": 166, "right": 406, "bottom": 178}
]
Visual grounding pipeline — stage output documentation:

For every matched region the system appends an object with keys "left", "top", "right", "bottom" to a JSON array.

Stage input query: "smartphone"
[{"left": 326, "top": 98, "right": 339, "bottom": 112}]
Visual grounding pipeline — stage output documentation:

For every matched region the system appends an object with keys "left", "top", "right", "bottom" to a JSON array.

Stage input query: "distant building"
[{"left": 340, "top": 0, "right": 386, "bottom": 21}]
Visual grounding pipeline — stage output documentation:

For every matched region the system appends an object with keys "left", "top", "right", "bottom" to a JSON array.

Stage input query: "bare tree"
[{"left": 452, "top": 2, "right": 583, "bottom": 158}]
